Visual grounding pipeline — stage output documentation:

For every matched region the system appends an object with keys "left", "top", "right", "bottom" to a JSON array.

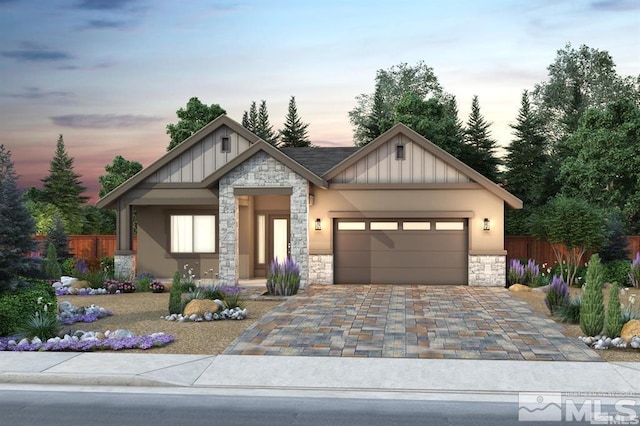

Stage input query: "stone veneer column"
[
  {"left": 308, "top": 254, "right": 333, "bottom": 284},
  {"left": 114, "top": 251, "right": 136, "bottom": 280},
  {"left": 218, "top": 151, "right": 309, "bottom": 287},
  {"left": 468, "top": 254, "right": 506, "bottom": 287}
]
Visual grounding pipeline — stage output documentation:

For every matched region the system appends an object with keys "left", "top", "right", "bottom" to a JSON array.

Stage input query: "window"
[
  {"left": 171, "top": 215, "right": 216, "bottom": 253},
  {"left": 396, "top": 144, "right": 405, "bottom": 160},
  {"left": 403, "top": 221, "right": 431, "bottom": 230},
  {"left": 370, "top": 221, "right": 398, "bottom": 230},
  {"left": 257, "top": 214, "right": 266, "bottom": 264},
  {"left": 221, "top": 136, "right": 230, "bottom": 153},
  {"left": 435, "top": 221, "right": 464, "bottom": 231},
  {"left": 337, "top": 221, "right": 366, "bottom": 230}
]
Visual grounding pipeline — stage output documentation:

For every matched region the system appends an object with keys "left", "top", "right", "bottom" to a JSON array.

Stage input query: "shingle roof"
[{"left": 279, "top": 147, "right": 360, "bottom": 176}]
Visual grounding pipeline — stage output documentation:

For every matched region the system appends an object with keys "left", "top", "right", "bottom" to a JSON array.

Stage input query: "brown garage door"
[{"left": 334, "top": 219, "right": 468, "bottom": 285}]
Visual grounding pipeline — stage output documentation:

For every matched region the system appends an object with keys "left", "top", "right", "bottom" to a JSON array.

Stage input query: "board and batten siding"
[
  {"left": 143, "top": 125, "right": 253, "bottom": 184},
  {"left": 331, "top": 134, "right": 472, "bottom": 184}
]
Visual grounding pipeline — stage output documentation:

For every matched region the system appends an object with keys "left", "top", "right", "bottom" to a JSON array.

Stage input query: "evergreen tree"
[
  {"left": 0, "top": 145, "right": 39, "bottom": 292},
  {"left": 248, "top": 101, "right": 258, "bottom": 132},
  {"left": 44, "top": 215, "right": 72, "bottom": 262},
  {"left": 41, "top": 135, "right": 88, "bottom": 234},
  {"left": 255, "top": 100, "right": 278, "bottom": 145},
  {"left": 580, "top": 254, "right": 605, "bottom": 337},
  {"left": 279, "top": 96, "right": 311, "bottom": 147},
  {"left": 241, "top": 111, "right": 250, "bottom": 129},
  {"left": 503, "top": 91, "right": 550, "bottom": 207},
  {"left": 463, "top": 96, "right": 501, "bottom": 182}
]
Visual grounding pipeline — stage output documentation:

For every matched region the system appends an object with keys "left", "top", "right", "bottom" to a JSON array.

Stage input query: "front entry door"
[{"left": 255, "top": 214, "right": 290, "bottom": 277}]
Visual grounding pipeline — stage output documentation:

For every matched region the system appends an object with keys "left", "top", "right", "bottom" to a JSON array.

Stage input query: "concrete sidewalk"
[{"left": 1, "top": 352, "right": 639, "bottom": 399}]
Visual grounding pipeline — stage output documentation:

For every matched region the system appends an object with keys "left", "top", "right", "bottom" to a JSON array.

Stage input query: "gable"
[
  {"left": 329, "top": 133, "right": 472, "bottom": 184},
  {"left": 144, "top": 125, "right": 253, "bottom": 184}
]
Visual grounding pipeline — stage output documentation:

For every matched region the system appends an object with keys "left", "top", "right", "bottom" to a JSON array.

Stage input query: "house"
[{"left": 96, "top": 115, "right": 522, "bottom": 287}]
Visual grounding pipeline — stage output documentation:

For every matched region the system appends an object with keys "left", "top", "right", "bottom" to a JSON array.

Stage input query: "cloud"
[
  {"left": 2, "top": 42, "right": 72, "bottom": 62},
  {"left": 57, "top": 62, "right": 116, "bottom": 71},
  {"left": 51, "top": 114, "right": 163, "bottom": 129},
  {"left": 4, "top": 87, "right": 74, "bottom": 99},
  {"left": 590, "top": 0, "right": 640, "bottom": 10},
  {"left": 75, "top": 0, "right": 138, "bottom": 10},
  {"left": 83, "top": 19, "right": 131, "bottom": 29}
]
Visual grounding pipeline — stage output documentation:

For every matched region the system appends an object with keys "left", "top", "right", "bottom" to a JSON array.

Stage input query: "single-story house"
[{"left": 96, "top": 115, "right": 522, "bottom": 287}]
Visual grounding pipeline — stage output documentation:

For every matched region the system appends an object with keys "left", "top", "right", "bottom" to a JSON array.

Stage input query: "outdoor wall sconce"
[
  {"left": 483, "top": 218, "right": 491, "bottom": 231},
  {"left": 315, "top": 218, "right": 322, "bottom": 231}
]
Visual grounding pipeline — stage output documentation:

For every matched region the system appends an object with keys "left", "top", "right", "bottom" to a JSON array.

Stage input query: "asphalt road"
[{"left": 0, "top": 388, "right": 613, "bottom": 425}]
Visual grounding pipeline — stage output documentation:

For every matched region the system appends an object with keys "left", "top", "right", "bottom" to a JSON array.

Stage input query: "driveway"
[{"left": 225, "top": 285, "right": 600, "bottom": 361}]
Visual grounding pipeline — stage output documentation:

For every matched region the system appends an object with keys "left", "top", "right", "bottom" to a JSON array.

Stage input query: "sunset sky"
[{"left": 1, "top": 0, "right": 638, "bottom": 202}]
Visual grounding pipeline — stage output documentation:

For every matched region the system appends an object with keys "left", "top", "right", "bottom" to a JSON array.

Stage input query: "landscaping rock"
[
  {"left": 508, "top": 284, "right": 531, "bottom": 292},
  {"left": 70, "top": 280, "right": 90, "bottom": 290},
  {"left": 621, "top": 320, "right": 640, "bottom": 343},
  {"left": 183, "top": 299, "right": 220, "bottom": 317},
  {"left": 60, "top": 276, "right": 77, "bottom": 287}
]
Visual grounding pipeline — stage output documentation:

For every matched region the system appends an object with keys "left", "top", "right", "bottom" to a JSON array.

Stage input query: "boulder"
[
  {"left": 620, "top": 320, "right": 640, "bottom": 343},
  {"left": 183, "top": 299, "right": 220, "bottom": 317},
  {"left": 60, "top": 276, "right": 77, "bottom": 287},
  {"left": 70, "top": 280, "right": 90, "bottom": 289},
  {"left": 508, "top": 284, "right": 531, "bottom": 292}
]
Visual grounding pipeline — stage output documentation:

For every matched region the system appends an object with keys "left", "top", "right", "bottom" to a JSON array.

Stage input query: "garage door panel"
[{"left": 334, "top": 218, "right": 468, "bottom": 285}]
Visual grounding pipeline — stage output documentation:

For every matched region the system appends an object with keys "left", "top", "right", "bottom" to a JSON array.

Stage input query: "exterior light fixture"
[
  {"left": 483, "top": 218, "right": 490, "bottom": 231},
  {"left": 315, "top": 218, "right": 322, "bottom": 231}
]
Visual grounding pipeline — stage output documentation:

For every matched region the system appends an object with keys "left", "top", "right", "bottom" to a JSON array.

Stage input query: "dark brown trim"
[
  {"left": 234, "top": 187, "right": 293, "bottom": 196},
  {"left": 329, "top": 211, "right": 475, "bottom": 218},
  {"left": 137, "top": 183, "right": 204, "bottom": 189},
  {"left": 469, "top": 250, "right": 507, "bottom": 256}
]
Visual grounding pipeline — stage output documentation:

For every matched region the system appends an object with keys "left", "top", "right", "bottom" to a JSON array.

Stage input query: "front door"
[{"left": 255, "top": 214, "right": 290, "bottom": 277}]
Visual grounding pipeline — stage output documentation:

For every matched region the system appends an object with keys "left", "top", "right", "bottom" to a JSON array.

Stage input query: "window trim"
[
  {"left": 221, "top": 136, "right": 231, "bottom": 153},
  {"left": 395, "top": 143, "right": 405, "bottom": 160}
]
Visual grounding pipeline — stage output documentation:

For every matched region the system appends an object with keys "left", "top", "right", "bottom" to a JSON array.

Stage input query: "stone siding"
[
  {"left": 114, "top": 252, "right": 136, "bottom": 280},
  {"left": 218, "top": 151, "right": 309, "bottom": 287},
  {"left": 308, "top": 254, "right": 333, "bottom": 285},
  {"left": 468, "top": 254, "right": 506, "bottom": 287}
]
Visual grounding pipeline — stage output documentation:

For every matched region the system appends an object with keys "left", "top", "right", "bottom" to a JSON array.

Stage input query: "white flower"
[{"left": 37, "top": 297, "right": 43, "bottom": 304}]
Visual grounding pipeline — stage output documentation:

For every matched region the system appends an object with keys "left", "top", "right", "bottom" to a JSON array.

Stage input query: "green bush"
[
  {"left": 223, "top": 292, "right": 245, "bottom": 310},
  {"left": 605, "top": 283, "right": 623, "bottom": 338},
  {"left": 60, "top": 258, "right": 75, "bottom": 276},
  {"left": 136, "top": 277, "right": 152, "bottom": 292},
  {"left": 580, "top": 254, "right": 605, "bottom": 337},
  {"left": 168, "top": 272, "right": 183, "bottom": 315},
  {"left": 17, "top": 311, "right": 60, "bottom": 340},
  {"left": 43, "top": 243, "right": 62, "bottom": 280},
  {"left": 603, "top": 259, "right": 631, "bottom": 287},
  {"left": 0, "top": 280, "right": 57, "bottom": 336},
  {"left": 555, "top": 296, "right": 582, "bottom": 324}
]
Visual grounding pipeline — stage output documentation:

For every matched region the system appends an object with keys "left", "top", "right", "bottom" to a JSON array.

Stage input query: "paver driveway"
[{"left": 225, "top": 285, "right": 600, "bottom": 361}]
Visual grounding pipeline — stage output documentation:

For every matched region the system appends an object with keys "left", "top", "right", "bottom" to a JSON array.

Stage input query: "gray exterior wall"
[{"left": 218, "top": 151, "right": 309, "bottom": 287}]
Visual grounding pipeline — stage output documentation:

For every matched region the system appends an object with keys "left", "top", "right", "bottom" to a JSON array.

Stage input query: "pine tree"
[
  {"left": 0, "top": 145, "right": 39, "bottom": 292},
  {"left": 44, "top": 215, "right": 72, "bottom": 262},
  {"left": 279, "top": 96, "right": 311, "bottom": 147},
  {"left": 503, "top": 91, "right": 550, "bottom": 207},
  {"left": 463, "top": 96, "right": 501, "bottom": 182},
  {"left": 241, "top": 111, "right": 250, "bottom": 129},
  {"left": 248, "top": 101, "right": 258, "bottom": 132},
  {"left": 255, "top": 100, "right": 278, "bottom": 145},
  {"left": 41, "top": 135, "right": 88, "bottom": 234}
]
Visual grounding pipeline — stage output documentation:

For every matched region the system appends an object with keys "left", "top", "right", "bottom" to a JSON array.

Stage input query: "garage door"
[{"left": 334, "top": 219, "right": 468, "bottom": 285}]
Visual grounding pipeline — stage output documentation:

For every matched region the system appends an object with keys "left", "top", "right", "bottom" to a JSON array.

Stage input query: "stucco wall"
[{"left": 308, "top": 188, "right": 505, "bottom": 255}]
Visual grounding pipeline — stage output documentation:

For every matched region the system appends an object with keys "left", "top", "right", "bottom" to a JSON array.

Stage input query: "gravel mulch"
[{"left": 57, "top": 291, "right": 281, "bottom": 355}]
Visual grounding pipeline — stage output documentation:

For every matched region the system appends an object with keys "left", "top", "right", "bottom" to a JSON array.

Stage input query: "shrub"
[
  {"left": 101, "top": 257, "right": 115, "bottom": 279},
  {"left": 17, "top": 297, "right": 60, "bottom": 340},
  {"left": 43, "top": 243, "right": 62, "bottom": 281},
  {"left": 0, "top": 280, "right": 56, "bottom": 336},
  {"left": 603, "top": 259, "right": 631, "bottom": 287},
  {"left": 630, "top": 252, "right": 640, "bottom": 288},
  {"left": 85, "top": 270, "right": 107, "bottom": 289},
  {"left": 554, "top": 296, "right": 582, "bottom": 324},
  {"left": 223, "top": 292, "right": 245, "bottom": 310},
  {"left": 266, "top": 257, "right": 301, "bottom": 296},
  {"left": 60, "top": 258, "right": 75, "bottom": 276},
  {"left": 168, "top": 283, "right": 183, "bottom": 315},
  {"left": 135, "top": 276, "right": 152, "bottom": 292},
  {"left": 524, "top": 259, "right": 542, "bottom": 287},
  {"left": 508, "top": 259, "right": 525, "bottom": 286},
  {"left": 580, "top": 254, "right": 605, "bottom": 337},
  {"left": 44, "top": 215, "right": 72, "bottom": 262},
  {"left": 544, "top": 275, "right": 569, "bottom": 314},
  {"left": 605, "top": 283, "right": 624, "bottom": 338},
  {"left": 150, "top": 280, "right": 165, "bottom": 293}
]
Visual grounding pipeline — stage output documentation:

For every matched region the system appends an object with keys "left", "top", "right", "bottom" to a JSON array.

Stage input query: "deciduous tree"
[
  {"left": 98, "top": 155, "right": 143, "bottom": 198},
  {"left": 166, "top": 97, "right": 226, "bottom": 151}
]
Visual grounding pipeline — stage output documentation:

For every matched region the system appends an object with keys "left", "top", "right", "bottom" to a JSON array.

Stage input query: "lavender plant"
[
  {"left": 508, "top": 259, "right": 526, "bottom": 286},
  {"left": 266, "top": 257, "right": 301, "bottom": 296},
  {"left": 629, "top": 252, "right": 640, "bottom": 288},
  {"left": 544, "top": 275, "right": 569, "bottom": 314},
  {"left": 524, "top": 259, "right": 541, "bottom": 287}
]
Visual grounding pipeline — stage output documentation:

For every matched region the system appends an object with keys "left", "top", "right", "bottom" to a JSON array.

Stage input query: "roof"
[{"left": 279, "top": 147, "right": 360, "bottom": 176}]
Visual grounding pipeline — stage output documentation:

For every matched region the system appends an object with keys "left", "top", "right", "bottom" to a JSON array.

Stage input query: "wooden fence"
[
  {"left": 505, "top": 236, "right": 640, "bottom": 266},
  {"left": 34, "top": 235, "right": 138, "bottom": 260}
]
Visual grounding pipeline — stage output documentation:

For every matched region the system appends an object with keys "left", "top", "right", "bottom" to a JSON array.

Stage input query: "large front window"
[{"left": 170, "top": 215, "right": 216, "bottom": 253}]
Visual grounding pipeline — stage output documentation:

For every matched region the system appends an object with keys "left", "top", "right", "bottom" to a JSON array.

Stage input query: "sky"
[{"left": 1, "top": 0, "right": 639, "bottom": 202}]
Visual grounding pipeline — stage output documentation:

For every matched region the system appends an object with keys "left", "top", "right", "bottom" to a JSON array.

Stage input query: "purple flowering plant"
[
  {"left": 629, "top": 252, "right": 640, "bottom": 288},
  {"left": 544, "top": 275, "right": 569, "bottom": 314},
  {"left": 266, "top": 257, "right": 301, "bottom": 296}
]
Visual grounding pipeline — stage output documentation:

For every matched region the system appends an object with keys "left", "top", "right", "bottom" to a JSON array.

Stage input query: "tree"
[
  {"left": 529, "top": 196, "right": 607, "bottom": 287},
  {"left": 558, "top": 100, "right": 640, "bottom": 232},
  {"left": 350, "top": 61, "right": 444, "bottom": 146},
  {"left": 0, "top": 145, "right": 39, "bottom": 292},
  {"left": 41, "top": 135, "right": 87, "bottom": 234},
  {"left": 255, "top": 100, "right": 278, "bottom": 145},
  {"left": 81, "top": 205, "right": 116, "bottom": 235},
  {"left": 392, "top": 92, "right": 468, "bottom": 160},
  {"left": 166, "top": 97, "right": 226, "bottom": 151},
  {"left": 580, "top": 254, "right": 605, "bottom": 337},
  {"left": 463, "top": 95, "right": 501, "bottom": 182},
  {"left": 279, "top": 96, "right": 311, "bottom": 147},
  {"left": 44, "top": 215, "right": 72, "bottom": 262},
  {"left": 532, "top": 43, "right": 639, "bottom": 147},
  {"left": 503, "top": 90, "right": 551, "bottom": 207},
  {"left": 98, "top": 155, "right": 143, "bottom": 198}
]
